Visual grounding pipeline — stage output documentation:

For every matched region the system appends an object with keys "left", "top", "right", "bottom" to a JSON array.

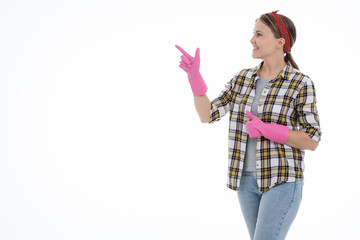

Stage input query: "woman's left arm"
[
  {"left": 246, "top": 76, "right": 321, "bottom": 149},
  {"left": 285, "top": 130, "right": 319, "bottom": 151},
  {"left": 289, "top": 76, "right": 322, "bottom": 151}
]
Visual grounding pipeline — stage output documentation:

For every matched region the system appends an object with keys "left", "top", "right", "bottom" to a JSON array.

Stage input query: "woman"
[{"left": 175, "top": 10, "right": 321, "bottom": 240}]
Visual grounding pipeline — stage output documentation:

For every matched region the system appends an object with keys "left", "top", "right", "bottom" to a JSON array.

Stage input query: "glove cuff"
[
  {"left": 188, "top": 72, "right": 207, "bottom": 96},
  {"left": 263, "top": 124, "right": 289, "bottom": 144}
]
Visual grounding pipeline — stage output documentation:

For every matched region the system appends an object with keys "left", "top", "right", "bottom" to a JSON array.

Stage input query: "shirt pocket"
[
  {"left": 232, "top": 98, "right": 246, "bottom": 114},
  {"left": 232, "top": 86, "right": 252, "bottom": 112},
  {"left": 263, "top": 90, "right": 297, "bottom": 124},
  {"left": 273, "top": 95, "right": 295, "bottom": 110}
]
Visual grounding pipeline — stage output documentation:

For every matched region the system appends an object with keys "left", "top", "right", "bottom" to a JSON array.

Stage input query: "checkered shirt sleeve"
[
  {"left": 295, "top": 78, "right": 321, "bottom": 142},
  {"left": 209, "top": 73, "right": 239, "bottom": 123}
]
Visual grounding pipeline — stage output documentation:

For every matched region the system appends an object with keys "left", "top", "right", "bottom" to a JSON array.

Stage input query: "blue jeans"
[{"left": 237, "top": 171, "right": 303, "bottom": 240}]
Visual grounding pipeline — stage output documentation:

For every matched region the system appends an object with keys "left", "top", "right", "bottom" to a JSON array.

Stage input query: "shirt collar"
[{"left": 252, "top": 61, "right": 293, "bottom": 81}]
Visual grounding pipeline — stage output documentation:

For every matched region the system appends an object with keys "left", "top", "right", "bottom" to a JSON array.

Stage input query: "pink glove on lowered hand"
[
  {"left": 175, "top": 45, "right": 207, "bottom": 96},
  {"left": 246, "top": 111, "right": 289, "bottom": 144}
]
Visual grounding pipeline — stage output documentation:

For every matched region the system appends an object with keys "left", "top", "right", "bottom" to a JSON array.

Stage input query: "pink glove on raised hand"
[
  {"left": 175, "top": 45, "right": 207, "bottom": 96},
  {"left": 246, "top": 111, "right": 289, "bottom": 144}
]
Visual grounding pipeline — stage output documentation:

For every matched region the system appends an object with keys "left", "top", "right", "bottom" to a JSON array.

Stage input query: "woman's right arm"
[
  {"left": 175, "top": 45, "right": 232, "bottom": 123},
  {"left": 175, "top": 45, "right": 211, "bottom": 122},
  {"left": 194, "top": 94, "right": 211, "bottom": 123}
]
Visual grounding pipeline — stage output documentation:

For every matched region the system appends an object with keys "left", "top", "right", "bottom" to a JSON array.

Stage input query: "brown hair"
[{"left": 259, "top": 12, "right": 299, "bottom": 70}]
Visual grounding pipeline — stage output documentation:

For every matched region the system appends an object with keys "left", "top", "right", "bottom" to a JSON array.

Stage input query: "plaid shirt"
[{"left": 209, "top": 61, "right": 321, "bottom": 192}]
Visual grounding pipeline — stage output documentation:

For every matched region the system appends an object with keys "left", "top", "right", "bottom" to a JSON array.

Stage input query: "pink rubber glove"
[
  {"left": 175, "top": 45, "right": 207, "bottom": 96},
  {"left": 246, "top": 111, "right": 289, "bottom": 144}
]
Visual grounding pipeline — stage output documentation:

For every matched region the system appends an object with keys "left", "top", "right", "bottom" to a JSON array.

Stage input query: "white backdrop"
[{"left": 1, "top": 0, "right": 359, "bottom": 239}]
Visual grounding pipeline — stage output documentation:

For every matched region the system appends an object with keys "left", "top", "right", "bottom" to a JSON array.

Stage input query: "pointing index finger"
[
  {"left": 175, "top": 45, "right": 192, "bottom": 59},
  {"left": 246, "top": 110, "right": 256, "bottom": 120}
]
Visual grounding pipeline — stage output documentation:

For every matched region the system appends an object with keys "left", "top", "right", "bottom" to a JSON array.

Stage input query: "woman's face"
[{"left": 250, "top": 19, "right": 284, "bottom": 59}]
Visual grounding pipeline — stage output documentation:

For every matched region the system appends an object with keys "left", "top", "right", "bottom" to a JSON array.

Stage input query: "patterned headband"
[{"left": 269, "top": 10, "right": 291, "bottom": 53}]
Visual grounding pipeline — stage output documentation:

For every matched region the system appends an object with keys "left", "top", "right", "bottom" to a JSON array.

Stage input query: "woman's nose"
[{"left": 250, "top": 35, "right": 255, "bottom": 44}]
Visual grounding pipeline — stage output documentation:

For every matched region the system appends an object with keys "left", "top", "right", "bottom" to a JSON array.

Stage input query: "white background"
[{"left": 0, "top": 0, "right": 359, "bottom": 239}]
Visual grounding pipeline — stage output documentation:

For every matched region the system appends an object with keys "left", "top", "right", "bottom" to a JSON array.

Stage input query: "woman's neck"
[{"left": 260, "top": 56, "right": 286, "bottom": 79}]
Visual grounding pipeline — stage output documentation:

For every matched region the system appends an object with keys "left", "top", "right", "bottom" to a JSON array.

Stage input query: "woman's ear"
[{"left": 277, "top": 38, "right": 286, "bottom": 49}]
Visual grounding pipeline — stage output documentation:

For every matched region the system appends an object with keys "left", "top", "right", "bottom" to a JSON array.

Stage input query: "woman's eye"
[{"left": 257, "top": 33, "right": 262, "bottom": 37}]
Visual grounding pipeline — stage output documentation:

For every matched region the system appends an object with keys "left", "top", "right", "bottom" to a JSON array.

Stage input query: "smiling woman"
[
  {"left": 253, "top": 11, "right": 299, "bottom": 70},
  {"left": 176, "top": 10, "right": 321, "bottom": 240}
]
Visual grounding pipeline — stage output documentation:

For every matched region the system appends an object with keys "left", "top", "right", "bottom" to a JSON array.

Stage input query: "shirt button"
[{"left": 259, "top": 104, "right": 262, "bottom": 107}]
